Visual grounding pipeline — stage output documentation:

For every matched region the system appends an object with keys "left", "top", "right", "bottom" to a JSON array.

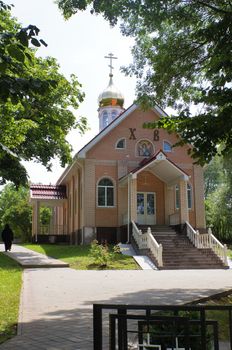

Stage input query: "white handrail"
[
  {"left": 131, "top": 221, "right": 163, "bottom": 267},
  {"left": 186, "top": 222, "right": 228, "bottom": 266},
  {"left": 131, "top": 221, "right": 147, "bottom": 249},
  {"left": 186, "top": 222, "right": 200, "bottom": 247},
  {"left": 146, "top": 227, "right": 163, "bottom": 267},
  {"left": 208, "top": 228, "right": 228, "bottom": 266}
]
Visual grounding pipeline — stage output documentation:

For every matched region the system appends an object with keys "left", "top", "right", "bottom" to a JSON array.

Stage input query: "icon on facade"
[{"left": 138, "top": 140, "right": 153, "bottom": 157}]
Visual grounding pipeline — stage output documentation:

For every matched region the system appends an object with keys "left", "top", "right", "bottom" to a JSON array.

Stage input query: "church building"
[{"left": 30, "top": 56, "right": 206, "bottom": 246}]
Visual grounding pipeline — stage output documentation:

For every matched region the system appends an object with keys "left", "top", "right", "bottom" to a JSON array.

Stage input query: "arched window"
[
  {"left": 116, "top": 138, "right": 125, "bottom": 149},
  {"left": 97, "top": 178, "right": 114, "bottom": 207},
  {"left": 102, "top": 111, "right": 108, "bottom": 128},
  {"left": 175, "top": 184, "right": 180, "bottom": 210},
  {"left": 163, "top": 141, "right": 172, "bottom": 152},
  {"left": 137, "top": 140, "right": 153, "bottom": 157},
  {"left": 111, "top": 110, "right": 117, "bottom": 120},
  {"left": 187, "top": 183, "right": 192, "bottom": 209}
]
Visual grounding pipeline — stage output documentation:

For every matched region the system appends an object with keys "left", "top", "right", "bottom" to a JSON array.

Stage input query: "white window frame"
[
  {"left": 102, "top": 111, "right": 108, "bottom": 129},
  {"left": 97, "top": 177, "right": 115, "bottom": 208},
  {"left": 111, "top": 110, "right": 117, "bottom": 120},
  {"left": 115, "top": 138, "right": 126, "bottom": 150},
  {"left": 175, "top": 184, "right": 180, "bottom": 210},
  {"left": 187, "top": 183, "right": 193, "bottom": 209}
]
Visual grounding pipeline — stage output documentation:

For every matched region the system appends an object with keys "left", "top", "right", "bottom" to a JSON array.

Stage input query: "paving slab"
[
  {"left": 133, "top": 255, "right": 157, "bottom": 269},
  {"left": 119, "top": 243, "right": 157, "bottom": 269},
  {"left": 1, "top": 244, "right": 69, "bottom": 268},
  {"left": 1, "top": 244, "right": 232, "bottom": 349}
]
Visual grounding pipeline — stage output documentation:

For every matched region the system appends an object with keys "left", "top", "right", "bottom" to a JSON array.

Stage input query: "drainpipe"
[
  {"left": 127, "top": 173, "right": 132, "bottom": 243},
  {"left": 78, "top": 162, "right": 84, "bottom": 245}
]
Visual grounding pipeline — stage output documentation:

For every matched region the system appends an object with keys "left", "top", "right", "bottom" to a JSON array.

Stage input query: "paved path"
[
  {"left": 1, "top": 244, "right": 232, "bottom": 349},
  {"left": 3, "top": 244, "right": 69, "bottom": 268}
]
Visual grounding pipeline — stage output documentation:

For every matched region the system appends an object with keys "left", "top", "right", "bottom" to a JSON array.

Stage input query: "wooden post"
[{"left": 32, "top": 201, "right": 40, "bottom": 243}]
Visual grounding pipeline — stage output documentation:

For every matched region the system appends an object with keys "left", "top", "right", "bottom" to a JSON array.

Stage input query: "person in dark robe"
[{"left": 1, "top": 224, "right": 14, "bottom": 252}]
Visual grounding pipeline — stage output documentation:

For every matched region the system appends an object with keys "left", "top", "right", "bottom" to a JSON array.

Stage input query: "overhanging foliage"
[
  {"left": 57, "top": 0, "right": 232, "bottom": 164},
  {"left": 0, "top": 2, "right": 87, "bottom": 186}
]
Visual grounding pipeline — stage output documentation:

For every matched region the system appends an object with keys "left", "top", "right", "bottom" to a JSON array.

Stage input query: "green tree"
[
  {"left": 204, "top": 152, "right": 232, "bottom": 242},
  {"left": 205, "top": 186, "right": 232, "bottom": 242},
  {"left": 0, "top": 184, "right": 54, "bottom": 241},
  {"left": 204, "top": 156, "right": 223, "bottom": 199},
  {"left": 0, "top": 2, "right": 87, "bottom": 186},
  {"left": 0, "top": 184, "right": 32, "bottom": 241},
  {"left": 57, "top": 0, "right": 232, "bottom": 164},
  {"left": 40, "top": 206, "right": 52, "bottom": 226}
]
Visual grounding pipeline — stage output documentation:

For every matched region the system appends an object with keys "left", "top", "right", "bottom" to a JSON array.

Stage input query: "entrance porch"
[{"left": 119, "top": 151, "right": 190, "bottom": 231}]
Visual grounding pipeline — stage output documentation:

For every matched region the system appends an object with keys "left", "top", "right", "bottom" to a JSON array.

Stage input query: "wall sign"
[
  {"left": 153, "top": 129, "right": 159, "bottom": 141},
  {"left": 128, "top": 128, "right": 159, "bottom": 141},
  {"left": 129, "top": 128, "right": 136, "bottom": 140}
]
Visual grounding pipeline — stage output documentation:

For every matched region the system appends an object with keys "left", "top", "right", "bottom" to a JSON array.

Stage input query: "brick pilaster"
[
  {"left": 84, "top": 159, "right": 95, "bottom": 227},
  {"left": 130, "top": 177, "right": 137, "bottom": 222},
  {"left": 179, "top": 179, "right": 189, "bottom": 223},
  {"left": 194, "top": 165, "right": 206, "bottom": 229}
]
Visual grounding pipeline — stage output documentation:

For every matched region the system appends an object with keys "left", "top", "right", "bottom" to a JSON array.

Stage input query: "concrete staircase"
[{"left": 137, "top": 225, "right": 227, "bottom": 270}]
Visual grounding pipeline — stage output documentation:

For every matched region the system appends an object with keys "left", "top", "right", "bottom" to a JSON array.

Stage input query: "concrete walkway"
[
  {"left": 3, "top": 244, "right": 69, "bottom": 268},
  {"left": 1, "top": 244, "right": 232, "bottom": 349}
]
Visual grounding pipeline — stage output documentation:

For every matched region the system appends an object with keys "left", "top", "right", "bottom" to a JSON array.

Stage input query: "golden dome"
[{"left": 98, "top": 74, "right": 124, "bottom": 108}]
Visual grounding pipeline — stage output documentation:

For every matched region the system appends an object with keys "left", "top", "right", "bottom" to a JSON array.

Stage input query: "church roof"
[
  {"left": 98, "top": 75, "right": 124, "bottom": 108},
  {"left": 77, "top": 103, "right": 168, "bottom": 159},
  {"left": 56, "top": 102, "right": 169, "bottom": 184},
  {"left": 119, "top": 150, "right": 189, "bottom": 184},
  {"left": 30, "top": 185, "right": 67, "bottom": 200}
]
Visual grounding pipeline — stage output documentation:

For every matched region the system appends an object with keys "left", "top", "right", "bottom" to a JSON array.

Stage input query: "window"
[
  {"left": 137, "top": 140, "right": 153, "bottom": 157},
  {"left": 187, "top": 183, "right": 192, "bottom": 209},
  {"left": 97, "top": 178, "right": 114, "bottom": 207},
  {"left": 163, "top": 141, "right": 172, "bottom": 152},
  {"left": 116, "top": 138, "right": 125, "bottom": 149},
  {"left": 175, "top": 184, "right": 180, "bottom": 210},
  {"left": 102, "top": 111, "right": 108, "bottom": 128},
  {"left": 111, "top": 110, "right": 117, "bottom": 120}
]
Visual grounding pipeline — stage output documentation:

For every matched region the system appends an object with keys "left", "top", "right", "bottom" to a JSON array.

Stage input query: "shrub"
[
  {"left": 89, "top": 240, "right": 111, "bottom": 267},
  {"left": 113, "top": 243, "right": 121, "bottom": 254}
]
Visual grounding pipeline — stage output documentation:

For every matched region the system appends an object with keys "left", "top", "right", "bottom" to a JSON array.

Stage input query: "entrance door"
[{"left": 137, "top": 192, "right": 156, "bottom": 225}]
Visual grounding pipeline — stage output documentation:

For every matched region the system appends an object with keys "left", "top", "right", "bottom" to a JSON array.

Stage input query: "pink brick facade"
[
  {"left": 54, "top": 104, "right": 206, "bottom": 243},
  {"left": 30, "top": 104, "right": 206, "bottom": 243}
]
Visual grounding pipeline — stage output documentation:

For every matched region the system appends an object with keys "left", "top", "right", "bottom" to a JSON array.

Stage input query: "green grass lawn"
[
  {"left": 0, "top": 253, "right": 22, "bottom": 344},
  {"left": 203, "top": 294, "right": 232, "bottom": 342},
  {"left": 22, "top": 244, "right": 140, "bottom": 270}
]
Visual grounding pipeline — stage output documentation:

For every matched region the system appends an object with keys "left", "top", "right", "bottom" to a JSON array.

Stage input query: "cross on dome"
[
  {"left": 104, "top": 53, "right": 118, "bottom": 77},
  {"left": 98, "top": 53, "right": 125, "bottom": 131}
]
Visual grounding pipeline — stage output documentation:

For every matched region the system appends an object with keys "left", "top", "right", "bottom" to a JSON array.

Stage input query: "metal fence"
[{"left": 93, "top": 304, "right": 232, "bottom": 350}]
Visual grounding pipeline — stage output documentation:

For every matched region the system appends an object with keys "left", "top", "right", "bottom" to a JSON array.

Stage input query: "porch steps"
[{"left": 137, "top": 225, "right": 227, "bottom": 270}]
